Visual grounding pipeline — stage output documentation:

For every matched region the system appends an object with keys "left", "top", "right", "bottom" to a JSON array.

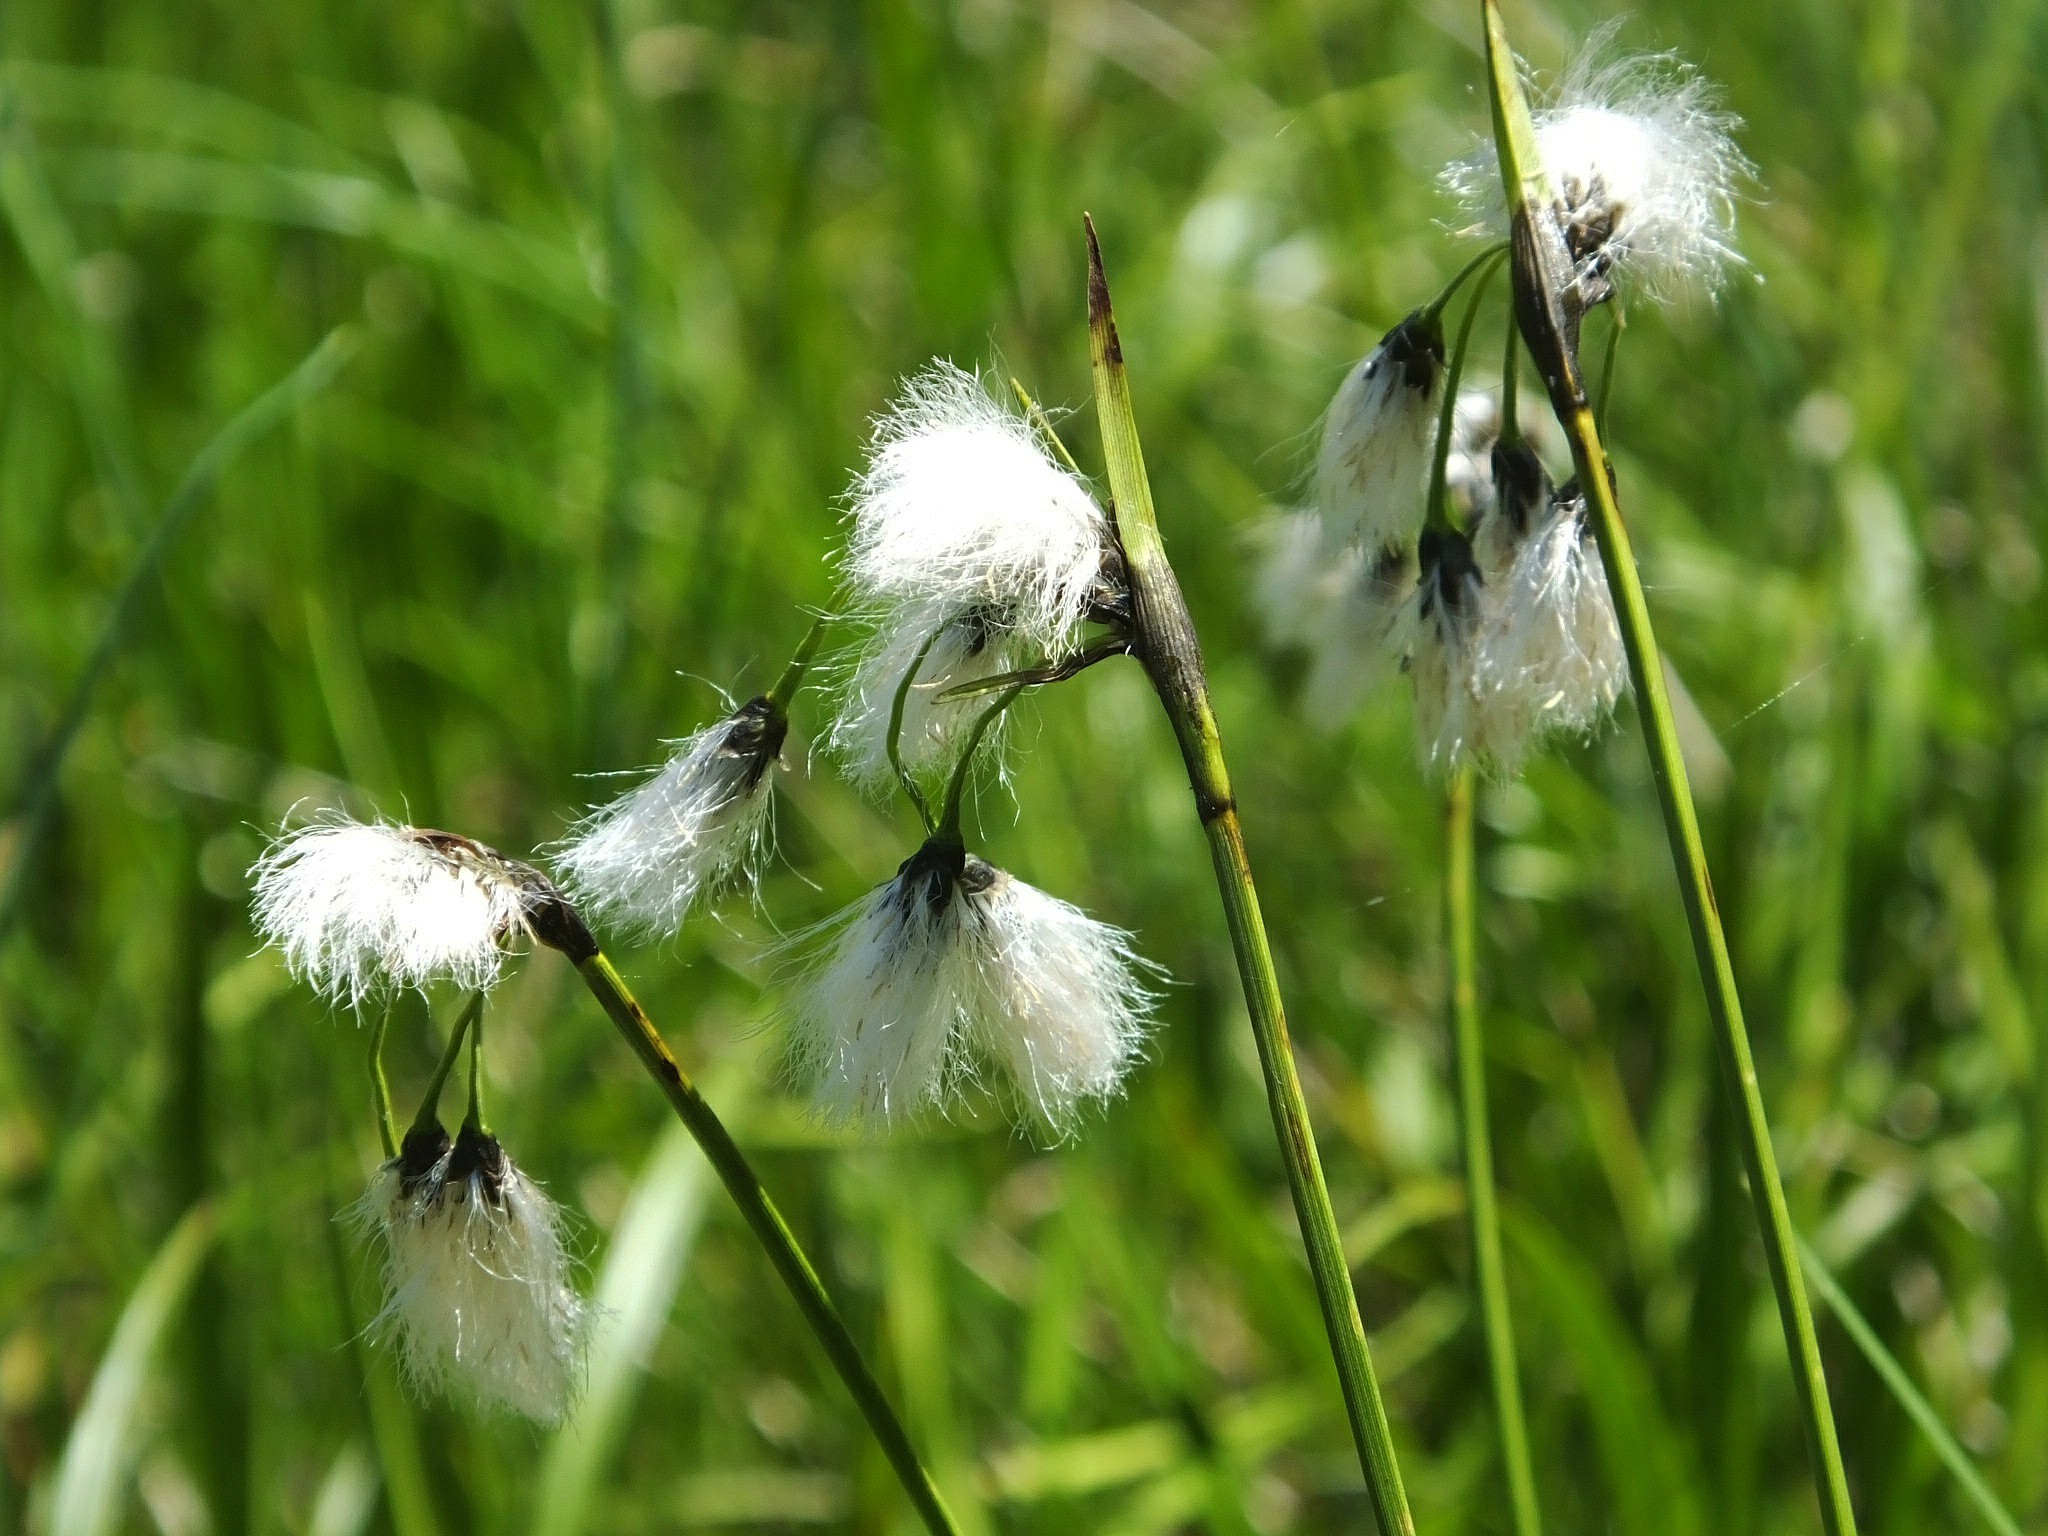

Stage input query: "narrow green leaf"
[
  {"left": 1799, "top": 1239, "right": 2026, "bottom": 1536},
  {"left": 50, "top": 1203, "right": 219, "bottom": 1536},
  {"left": 530, "top": 1118, "right": 716, "bottom": 1536}
]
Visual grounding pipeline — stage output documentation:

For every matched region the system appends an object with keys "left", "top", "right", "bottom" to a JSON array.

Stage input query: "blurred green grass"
[{"left": 2, "top": 0, "right": 2045, "bottom": 1532}]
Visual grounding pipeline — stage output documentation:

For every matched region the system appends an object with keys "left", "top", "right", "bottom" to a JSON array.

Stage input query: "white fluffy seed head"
[
  {"left": 827, "top": 600, "right": 1030, "bottom": 795},
  {"left": 845, "top": 362, "right": 1111, "bottom": 655},
  {"left": 1396, "top": 527, "right": 1498, "bottom": 769},
  {"left": 556, "top": 697, "right": 786, "bottom": 935},
  {"left": 1315, "top": 312, "right": 1445, "bottom": 552},
  {"left": 1473, "top": 481, "right": 1628, "bottom": 760},
  {"left": 252, "top": 820, "right": 535, "bottom": 1006},
  {"left": 1446, "top": 389, "right": 1502, "bottom": 523},
  {"left": 785, "top": 841, "right": 1154, "bottom": 1136},
  {"left": 1251, "top": 512, "right": 1414, "bottom": 720},
  {"left": 357, "top": 1125, "right": 590, "bottom": 1424},
  {"left": 1443, "top": 42, "right": 1752, "bottom": 300}
]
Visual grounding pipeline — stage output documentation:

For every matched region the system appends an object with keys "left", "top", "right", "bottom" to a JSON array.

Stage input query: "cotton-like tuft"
[
  {"left": 557, "top": 695, "right": 786, "bottom": 935},
  {"left": 828, "top": 600, "right": 1031, "bottom": 794},
  {"left": 785, "top": 839, "right": 1154, "bottom": 1135},
  {"left": 1442, "top": 41, "right": 1752, "bottom": 300},
  {"left": 1315, "top": 311, "right": 1444, "bottom": 553},
  {"left": 845, "top": 362, "right": 1111, "bottom": 654},
  {"left": 1250, "top": 512, "right": 1413, "bottom": 719},
  {"left": 1473, "top": 479, "right": 1628, "bottom": 757},
  {"left": 252, "top": 820, "right": 535, "bottom": 1006},
  {"left": 357, "top": 1123, "right": 590, "bottom": 1423},
  {"left": 1397, "top": 526, "right": 1497, "bottom": 768}
]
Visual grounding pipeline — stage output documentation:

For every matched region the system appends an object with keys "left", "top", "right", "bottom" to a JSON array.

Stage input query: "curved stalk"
[
  {"left": 1446, "top": 768, "right": 1542, "bottom": 1536},
  {"left": 767, "top": 614, "right": 830, "bottom": 714},
  {"left": 407, "top": 993, "right": 482, "bottom": 1138},
  {"left": 1480, "top": 6, "right": 1858, "bottom": 1531},
  {"left": 535, "top": 918, "right": 959, "bottom": 1536},
  {"left": 935, "top": 682, "right": 1028, "bottom": 844},
  {"left": 1083, "top": 216, "right": 1415, "bottom": 1534},
  {"left": 888, "top": 627, "right": 946, "bottom": 831},
  {"left": 1425, "top": 253, "right": 1507, "bottom": 532},
  {"left": 367, "top": 1002, "right": 397, "bottom": 1158}
]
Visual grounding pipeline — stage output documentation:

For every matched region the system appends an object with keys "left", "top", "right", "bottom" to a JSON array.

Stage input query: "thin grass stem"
[
  {"left": 1447, "top": 767, "right": 1542, "bottom": 1536},
  {"left": 367, "top": 1003, "right": 397, "bottom": 1159},
  {"left": 767, "top": 614, "right": 830, "bottom": 714},
  {"left": 566, "top": 949, "right": 961, "bottom": 1536},
  {"left": 1798, "top": 1238, "right": 2023, "bottom": 1536},
  {"left": 1426, "top": 253, "right": 1506, "bottom": 532},
  {"left": 406, "top": 993, "right": 481, "bottom": 1139},
  {"left": 1083, "top": 215, "right": 1415, "bottom": 1535},
  {"left": 1479, "top": 6, "right": 1858, "bottom": 1531},
  {"left": 888, "top": 627, "right": 944, "bottom": 832}
]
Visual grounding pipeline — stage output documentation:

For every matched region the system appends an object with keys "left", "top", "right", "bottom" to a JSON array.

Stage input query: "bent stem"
[
  {"left": 1480, "top": 5, "right": 1858, "bottom": 1532},
  {"left": 562, "top": 944, "right": 959, "bottom": 1536},
  {"left": 367, "top": 1002, "right": 397, "bottom": 1158},
  {"left": 1446, "top": 768, "right": 1541, "bottom": 1536},
  {"left": 1083, "top": 216, "right": 1415, "bottom": 1535}
]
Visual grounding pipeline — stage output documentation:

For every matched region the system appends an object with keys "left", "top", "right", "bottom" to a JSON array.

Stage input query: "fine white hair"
[
  {"left": 785, "top": 844, "right": 1154, "bottom": 1135},
  {"left": 557, "top": 697, "right": 784, "bottom": 936},
  {"left": 252, "top": 819, "right": 532, "bottom": 1006},
  {"left": 1394, "top": 529, "right": 1496, "bottom": 769},
  {"left": 1442, "top": 38, "right": 1753, "bottom": 299},
  {"left": 1250, "top": 511, "right": 1412, "bottom": 720},
  {"left": 827, "top": 600, "right": 1029, "bottom": 795},
  {"left": 844, "top": 362, "right": 1110, "bottom": 655},
  {"left": 1473, "top": 484, "right": 1628, "bottom": 758},
  {"left": 357, "top": 1126, "right": 590, "bottom": 1424},
  {"left": 1314, "top": 313, "right": 1442, "bottom": 554}
]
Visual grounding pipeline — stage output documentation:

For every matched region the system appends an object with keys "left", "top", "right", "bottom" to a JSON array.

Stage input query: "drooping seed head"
[
  {"left": 1314, "top": 311, "right": 1445, "bottom": 553},
  {"left": 557, "top": 695, "right": 787, "bottom": 935},
  {"left": 252, "top": 819, "right": 550, "bottom": 1006},
  {"left": 356, "top": 1123, "right": 591, "bottom": 1424},
  {"left": 785, "top": 838, "right": 1155, "bottom": 1136}
]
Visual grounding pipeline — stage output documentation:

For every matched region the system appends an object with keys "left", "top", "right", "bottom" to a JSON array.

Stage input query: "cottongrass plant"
[{"left": 251, "top": 768, "right": 962, "bottom": 1530}]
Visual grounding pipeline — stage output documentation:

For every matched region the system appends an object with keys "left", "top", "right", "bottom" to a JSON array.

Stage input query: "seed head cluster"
[
  {"left": 357, "top": 1122, "right": 589, "bottom": 1424},
  {"left": 1443, "top": 38, "right": 1752, "bottom": 301}
]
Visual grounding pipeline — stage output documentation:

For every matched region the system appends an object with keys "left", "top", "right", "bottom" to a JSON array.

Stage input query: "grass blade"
[
  {"left": 1799, "top": 1238, "right": 2026, "bottom": 1536},
  {"left": 531, "top": 1118, "right": 717, "bottom": 1536},
  {"left": 49, "top": 1203, "right": 219, "bottom": 1536},
  {"left": 0, "top": 326, "right": 355, "bottom": 943}
]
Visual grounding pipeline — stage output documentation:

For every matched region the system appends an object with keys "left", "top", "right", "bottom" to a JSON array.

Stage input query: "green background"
[{"left": 2, "top": 0, "right": 2043, "bottom": 1532}]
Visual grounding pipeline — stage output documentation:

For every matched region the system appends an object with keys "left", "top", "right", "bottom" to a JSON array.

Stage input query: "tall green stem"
[
  {"left": 1446, "top": 768, "right": 1541, "bottom": 1536},
  {"left": 536, "top": 922, "right": 958, "bottom": 1536},
  {"left": 1479, "top": 6, "right": 1857, "bottom": 1531},
  {"left": 1083, "top": 217, "right": 1415, "bottom": 1534}
]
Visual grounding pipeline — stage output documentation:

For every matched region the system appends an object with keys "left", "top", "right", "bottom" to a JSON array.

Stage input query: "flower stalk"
[
  {"left": 1480, "top": 5, "right": 1857, "bottom": 1532},
  {"left": 1084, "top": 216, "right": 1415, "bottom": 1534},
  {"left": 1446, "top": 767, "right": 1541, "bottom": 1536},
  {"left": 524, "top": 893, "right": 960, "bottom": 1536}
]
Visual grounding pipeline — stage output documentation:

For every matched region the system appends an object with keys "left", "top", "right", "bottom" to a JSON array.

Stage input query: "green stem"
[
  {"left": 1479, "top": 7, "right": 1858, "bottom": 1531},
  {"left": 934, "top": 682, "right": 1029, "bottom": 844},
  {"left": 406, "top": 993, "right": 482, "bottom": 1139},
  {"left": 1423, "top": 241, "right": 1511, "bottom": 325},
  {"left": 569, "top": 950, "right": 961, "bottom": 1536},
  {"left": 368, "top": 1003, "right": 397, "bottom": 1159},
  {"left": 1425, "top": 252, "right": 1507, "bottom": 531},
  {"left": 460, "top": 1002, "right": 487, "bottom": 1136},
  {"left": 1447, "top": 769, "right": 1542, "bottom": 1536},
  {"left": 1084, "top": 216, "right": 1415, "bottom": 1534},
  {"left": 767, "top": 614, "right": 830, "bottom": 714},
  {"left": 1594, "top": 306, "right": 1624, "bottom": 438},
  {"left": 888, "top": 627, "right": 945, "bottom": 832}
]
